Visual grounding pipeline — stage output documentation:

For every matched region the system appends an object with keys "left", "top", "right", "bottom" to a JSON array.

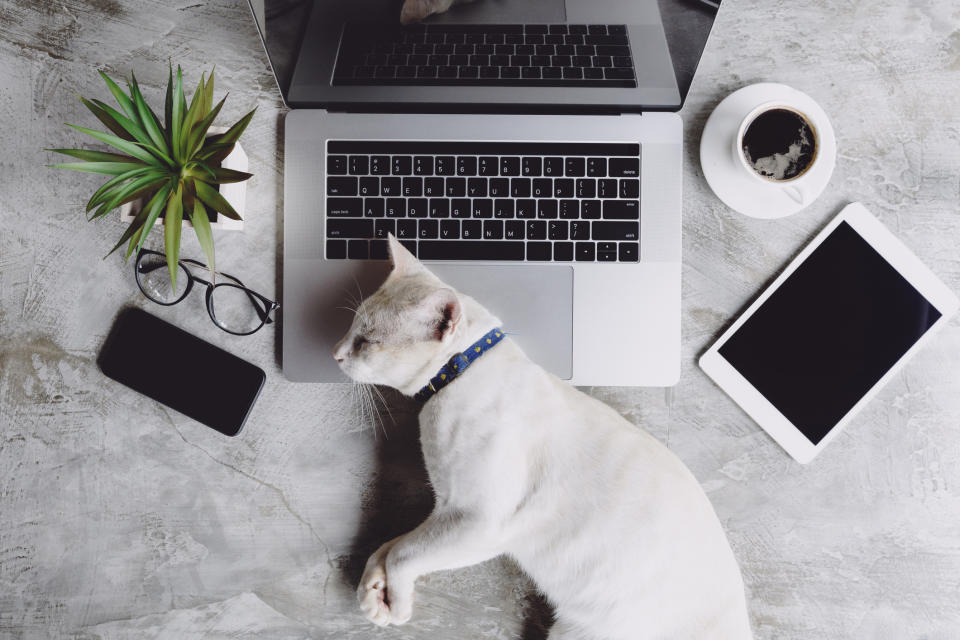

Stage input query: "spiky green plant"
[{"left": 48, "top": 66, "right": 256, "bottom": 288}]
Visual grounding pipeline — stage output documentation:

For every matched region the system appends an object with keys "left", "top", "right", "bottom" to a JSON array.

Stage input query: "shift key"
[
  {"left": 327, "top": 219, "right": 373, "bottom": 238},
  {"left": 592, "top": 221, "right": 638, "bottom": 240}
]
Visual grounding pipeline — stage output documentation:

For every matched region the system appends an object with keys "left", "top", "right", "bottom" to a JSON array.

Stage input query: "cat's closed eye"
[{"left": 353, "top": 336, "right": 379, "bottom": 352}]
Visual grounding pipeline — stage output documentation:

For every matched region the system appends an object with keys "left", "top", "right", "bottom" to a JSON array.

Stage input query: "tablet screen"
[{"left": 718, "top": 221, "right": 942, "bottom": 444}]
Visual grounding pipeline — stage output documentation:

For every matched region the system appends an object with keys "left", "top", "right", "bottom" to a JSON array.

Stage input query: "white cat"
[
  {"left": 400, "top": 0, "right": 469, "bottom": 23},
  {"left": 335, "top": 236, "right": 752, "bottom": 639}
]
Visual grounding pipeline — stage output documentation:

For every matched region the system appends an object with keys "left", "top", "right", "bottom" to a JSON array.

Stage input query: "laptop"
[{"left": 248, "top": 0, "right": 719, "bottom": 385}]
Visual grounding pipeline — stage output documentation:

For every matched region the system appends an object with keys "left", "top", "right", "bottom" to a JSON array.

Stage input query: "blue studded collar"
[{"left": 413, "top": 328, "right": 505, "bottom": 403}]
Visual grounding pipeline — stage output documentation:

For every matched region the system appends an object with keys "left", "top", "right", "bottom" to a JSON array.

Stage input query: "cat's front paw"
[{"left": 358, "top": 564, "right": 392, "bottom": 626}]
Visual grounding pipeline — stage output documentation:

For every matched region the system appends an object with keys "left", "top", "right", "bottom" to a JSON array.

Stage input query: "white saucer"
[{"left": 700, "top": 83, "right": 837, "bottom": 219}]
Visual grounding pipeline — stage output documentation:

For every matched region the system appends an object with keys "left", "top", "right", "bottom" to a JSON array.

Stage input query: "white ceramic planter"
[{"left": 118, "top": 127, "right": 248, "bottom": 231}]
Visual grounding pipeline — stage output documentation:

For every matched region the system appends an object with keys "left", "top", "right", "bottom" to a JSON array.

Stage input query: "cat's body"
[{"left": 336, "top": 237, "right": 751, "bottom": 639}]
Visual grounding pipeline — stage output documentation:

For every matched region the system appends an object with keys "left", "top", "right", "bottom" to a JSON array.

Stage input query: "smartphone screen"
[{"left": 98, "top": 308, "right": 266, "bottom": 436}]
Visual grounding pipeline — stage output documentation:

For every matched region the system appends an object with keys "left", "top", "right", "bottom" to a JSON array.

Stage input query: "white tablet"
[{"left": 700, "top": 202, "right": 958, "bottom": 464}]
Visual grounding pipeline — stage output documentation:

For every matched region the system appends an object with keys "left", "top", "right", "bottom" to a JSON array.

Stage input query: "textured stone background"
[{"left": 2, "top": 0, "right": 960, "bottom": 638}]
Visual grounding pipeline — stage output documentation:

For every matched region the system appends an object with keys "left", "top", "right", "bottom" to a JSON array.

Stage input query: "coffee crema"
[{"left": 741, "top": 108, "right": 816, "bottom": 181}]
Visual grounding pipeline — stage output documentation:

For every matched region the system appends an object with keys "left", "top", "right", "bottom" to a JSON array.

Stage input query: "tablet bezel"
[{"left": 699, "top": 202, "right": 959, "bottom": 464}]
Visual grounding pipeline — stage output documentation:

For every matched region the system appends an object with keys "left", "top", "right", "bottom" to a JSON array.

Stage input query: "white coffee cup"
[{"left": 733, "top": 102, "right": 820, "bottom": 205}]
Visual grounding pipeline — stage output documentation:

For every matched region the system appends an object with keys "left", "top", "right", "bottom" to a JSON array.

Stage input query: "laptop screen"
[{"left": 248, "top": 0, "right": 719, "bottom": 110}]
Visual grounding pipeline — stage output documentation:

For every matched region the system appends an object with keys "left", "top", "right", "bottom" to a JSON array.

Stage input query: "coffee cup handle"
[{"left": 783, "top": 184, "right": 805, "bottom": 205}]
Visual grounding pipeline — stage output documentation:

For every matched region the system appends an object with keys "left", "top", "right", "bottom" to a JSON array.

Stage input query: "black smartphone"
[{"left": 98, "top": 308, "right": 266, "bottom": 436}]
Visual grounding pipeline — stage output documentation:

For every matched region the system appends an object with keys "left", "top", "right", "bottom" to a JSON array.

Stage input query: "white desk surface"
[{"left": 1, "top": 0, "right": 958, "bottom": 637}]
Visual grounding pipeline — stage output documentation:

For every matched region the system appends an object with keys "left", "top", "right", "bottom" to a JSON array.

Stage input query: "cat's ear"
[
  {"left": 429, "top": 288, "right": 462, "bottom": 342},
  {"left": 388, "top": 234, "right": 422, "bottom": 275}
]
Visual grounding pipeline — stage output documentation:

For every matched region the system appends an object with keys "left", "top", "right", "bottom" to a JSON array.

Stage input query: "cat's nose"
[{"left": 333, "top": 339, "right": 348, "bottom": 363}]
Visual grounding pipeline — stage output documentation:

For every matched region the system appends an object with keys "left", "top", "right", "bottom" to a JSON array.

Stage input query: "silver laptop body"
[{"left": 252, "top": 0, "right": 692, "bottom": 385}]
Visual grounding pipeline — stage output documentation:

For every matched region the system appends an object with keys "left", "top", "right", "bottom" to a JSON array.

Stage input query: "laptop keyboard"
[
  {"left": 332, "top": 24, "right": 636, "bottom": 88},
  {"left": 325, "top": 141, "right": 641, "bottom": 263}
]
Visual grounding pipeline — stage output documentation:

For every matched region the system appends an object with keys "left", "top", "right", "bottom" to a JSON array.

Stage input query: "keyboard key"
[
  {"left": 603, "top": 200, "right": 639, "bottom": 219},
  {"left": 326, "top": 239, "right": 346, "bottom": 259},
  {"left": 505, "top": 220, "right": 525, "bottom": 239},
  {"left": 400, "top": 240, "right": 417, "bottom": 256},
  {"left": 500, "top": 157, "right": 521, "bottom": 176},
  {"left": 392, "top": 156, "right": 412, "bottom": 175},
  {"left": 587, "top": 158, "right": 607, "bottom": 178},
  {"left": 419, "top": 219, "right": 438, "bottom": 238},
  {"left": 457, "top": 156, "right": 477, "bottom": 176},
  {"left": 484, "top": 220, "right": 504, "bottom": 239},
  {"left": 548, "top": 220, "right": 568, "bottom": 240},
  {"left": 522, "top": 66, "right": 541, "bottom": 78},
  {"left": 440, "top": 219, "right": 460, "bottom": 239},
  {"left": 472, "top": 199, "right": 493, "bottom": 218},
  {"left": 349, "top": 155, "right": 369, "bottom": 175},
  {"left": 516, "top": 199, "right": 536, "bottom": 219},
  {"left": 598, "top": 249, "right": 617, "bottom": 262},
  {"left": 598, "top": 178, "right": 617, "bottom": 198},
  {"left": 328, "top": 218, "right": 373, "bottom": 238},
  {"left": 554, "top": 178, "right": 574, "bottom": 198},
  {"left": 609, "top": 158, "right": 640, "bottom": 177},
  {"left": 500, "top": 66, "right": 521, "bottom": 79},
  {"left": 563, "top": 67, "right": 583, "bottom": 79},
  {"left": 494, "top": 199, "right": 515, "bottom": 218},
  {"left": 436, "top": 156, "right": 456, "bottom": 175},
  {"left": 380, "top": 177, "right": 401, "bottom": 196},
  {"left": 581, "top": 200, "right": 601, "bottom": 219},
  {"left": 620, "top": 178, "right": 640, "bottom": 198},
  {"left": 564, "top": 157, "right": 585, "bottom": 177},
  {"left": 375, "top": 219, "right": 395, "bottom": 238},
  {"left": 424, "top": 177, "right": 444, "bottom": 197},
  {"left": 327, "top": 176, "right": 357, "bottom": 196},
  {"left": 537, "top": 199, "right": 558, "bottom": 219},
  {"left": 576, "top": 178, "right": 596, "bottom": 198},
  {"left": 403, "top": 177, "right": 423, "bottom": 197},
  {"left": 386, "top": 198, "right": 405, "bottom": 218},
  {"left": 451, "top": 198, "right": 471, "bottom": 218},
  {"left": 527, "top": 220, "right": 547, "bottom": 239},
  {"left": 559, "top": 199, "right": 579, "bottom": 219},
  {"left": 532, "top": 178, "right": 552, "bottom": 198},
  {"left": 467, "top": 178, "right": 487, "bottom": 197},
  {"left": 570, "top": 220, "right": 590, "bottom": 240},
  {"left": 592, "top": 221, "right": 639, "bottom": 240},
  {"left": 553, "top": 242, "right": 573, "bottom": 261},
  {"left": 419, "top": 240, "right": 524, "bottom": 261},
  {"left": 414, "top": 156, "right": 434, "bottom": 175},
  {"left": 396, "top": 218, "right": 417, "bottom": 239},
  {"left": 522, "top": 157, "right": 543, "bottom": 176},
  {"left": 542, "top": 66, "right": 561, "bottom": 78},
  {"left": 348, "top": 239, "right": 368, "bottom": 259},
  {"left": 407, "top": 198, "right": 428, "bottom": 218},
  {"left": 604, "top": 68, "right": 635, "bottom": 81},
  {"left": 327, "top": 197, "right": 362, "bottom": 217},
  {"left": 461, "top": 220, "right": 482, "bottom": 239},
  {"left": 429, "top": 198, "right": 450, "bottom": 218},
  {"left": 370, "top": 155, "right": 390, "bottom": 174},
  {"left": 328, "top": 155, "right": 347, "bottom": 175},
  {"left": 359, "top": 177, "right": 379, "bottom": 196},
  {"left": 511, "top": 178, "right": 531, "bottom": 197},
  {"left": 370, "top": 239, "right": 388, "bottom": 259},
  {"left": 575, "top": 242, "right": 595, "bottom": 261},
  {"left": 489, "top": 178, "right": 509, "bottom": 197},
  {"left": 527, "top": 241, "right": 551, "bottom": 261},
  {"left": 598, "top": 241, "right": 617, "bottom": 253},
  {"left": 364, "top": 198, "right": 385, "bottom": 218},
  {"left": 619, "top": 242, "right": 639, "bottom": 262},
  {"left": 544, "top": 157, "right": 563, "bottom": 176},
  {"left": 584, "top": 67, "right": 604, "bottom": 79},
  {"left": 446, "top": 177, "right": 466, "bottom": 197},
  {"left": 478, "top": 156, "right": 498, "bottom": 175}
]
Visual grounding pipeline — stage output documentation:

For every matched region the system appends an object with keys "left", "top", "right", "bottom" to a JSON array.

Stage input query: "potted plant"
[{"left": 48, "top": 66, "right": 256, "bottom": 287}]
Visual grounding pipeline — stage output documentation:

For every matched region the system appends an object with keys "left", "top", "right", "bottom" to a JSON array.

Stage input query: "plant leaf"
[
  {"left": 89, "top": 172, "right": 166, "bottom": 219},
  {"left": 171, "top": 66, "right": 185, "bottom": 162},
  {"left": 202, "top": 67, "right": 215, "bottom": 118},
  {"left": 99, "top": 70, "right": 139, "bottom": 122},
  {"left": 195, "top": 141, "right": 235, "bottom": 165},
  {"left": 179, "top": 73, "right": 206, "bottom": 161},
  {"left": 86, "top": 166, "right": 157, "bottom": 211},
  {"left": 48, "top": 162, "right": 147, "bottom": 175},
  {"left": 208, "top": 107, "right": 256, "bottom": 146},
  {"left": 189, "top": 199, "right": 215, "bottom": 277},
  {"left": 135, "top": 181, "right": 176, "bottom": 256},
  {"left": 164, "top": 183, "right": 184, "bottom": 289},
  {"left": 164, "top": 64, "right": 174, "bottom": 146},
  {"left": 47, "top": 148, "right": 142, "bottom": 163},
  {"left": 65, "top": 123, "right": 159, "bottom": 164},
  {"left": 194, "top": 179, "right": 241, "bottom": 220},
  {"left": 203, "top": 166, "right": 253, "bottom": 184},
  {"left": 187, "top": 95, "right": 225, "bottom": 158},
  {"left": 79, "top": 96, "right": 139, "bottom": 142},
  {"left": 128, "top": 72, "right": 170, "bottom": 157},
  {"left": 106, "top": 182, "right": 171, "bottom": 258}
]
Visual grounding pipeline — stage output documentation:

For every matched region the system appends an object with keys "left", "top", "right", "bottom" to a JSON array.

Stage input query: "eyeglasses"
[{"left": 135, "top": 249, "right": 279, "bottom": 336}]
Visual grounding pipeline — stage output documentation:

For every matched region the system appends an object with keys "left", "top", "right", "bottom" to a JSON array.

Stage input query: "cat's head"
[{"left": 333, "top": 236, "right": 464, "bottom": 390}]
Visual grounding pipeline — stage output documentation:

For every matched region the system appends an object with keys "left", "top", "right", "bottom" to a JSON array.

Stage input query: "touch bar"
[{"left": 327, "top": 141, "right": 640, "bottom": 156}]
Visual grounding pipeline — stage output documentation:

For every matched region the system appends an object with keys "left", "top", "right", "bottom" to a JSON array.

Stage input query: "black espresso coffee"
[{"left": 741, "top": 108, "right": 817, "bottom": 181}]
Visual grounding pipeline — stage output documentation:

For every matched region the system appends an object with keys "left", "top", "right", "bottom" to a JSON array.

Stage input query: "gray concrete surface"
[{"left": 2, "top": 0, "right": 960, "bottom": 638}]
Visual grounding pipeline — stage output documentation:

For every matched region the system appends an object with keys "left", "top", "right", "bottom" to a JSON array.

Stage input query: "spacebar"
[{"left": 418, "top": 241, "right": 525, "bottom": 261}]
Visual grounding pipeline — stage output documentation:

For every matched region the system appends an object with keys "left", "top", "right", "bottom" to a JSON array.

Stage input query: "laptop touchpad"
[{"left": 429, "top": 264, "right": 573, "bottom": 380}]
